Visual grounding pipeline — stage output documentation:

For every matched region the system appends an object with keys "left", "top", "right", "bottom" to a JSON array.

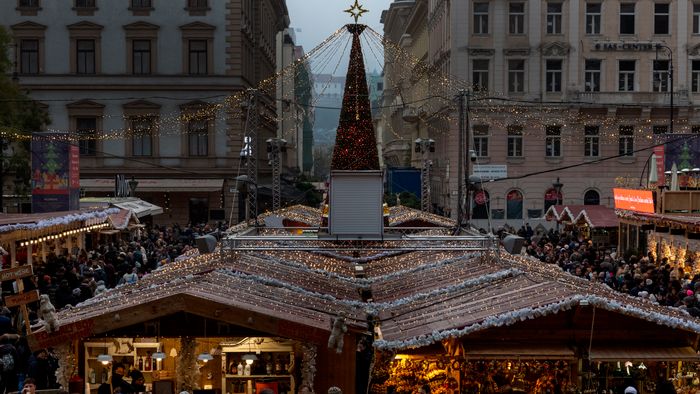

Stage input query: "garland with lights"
[
  {"left": 177, "top": 337, "right": 200, "bottom": 392},
  {"left": 299, "top": 343, "right": 317, "bottom": 393},
  {"left": 54, "top": 343, "right": 77, "bottom": 391}
]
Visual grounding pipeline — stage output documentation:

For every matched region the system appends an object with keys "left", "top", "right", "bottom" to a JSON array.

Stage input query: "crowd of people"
[
  {"left": 0, "top": 222, "right": 225, "bottom": 393},
  {"left": 516, "top": 223, "right": 700, "bottom": 317}
]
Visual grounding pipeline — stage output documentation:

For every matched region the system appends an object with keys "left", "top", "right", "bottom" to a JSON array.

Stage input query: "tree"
[
  {"left": 0, "top": 26, "right": 50, "bottom": 211},
  {"left": 679, "top": 142, "right": 693, "bottom": 170}
]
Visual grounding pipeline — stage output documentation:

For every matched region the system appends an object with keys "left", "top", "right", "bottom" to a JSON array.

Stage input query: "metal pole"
[
  {"left": 0, "top": 139, "right": 4, "bottom": 214},
  {"left": 457, "top": 90, "right": 466, "bottom": 229},
  {"left": 420, "top": 142, "right": 432, "bottom": 213},
  {"left": 670, "top": 49, "right": 674, "bottom": 134},
  {"left": 243, "top": 90, "right": 259, "bottom": 226},
  {"left": 268, "top": 138, "right": 284, "bottom": 212}
]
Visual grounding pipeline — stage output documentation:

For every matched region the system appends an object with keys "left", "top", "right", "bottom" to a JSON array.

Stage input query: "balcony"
[{"left": 572, "top": 90, "right": 688, "bottom": 106}]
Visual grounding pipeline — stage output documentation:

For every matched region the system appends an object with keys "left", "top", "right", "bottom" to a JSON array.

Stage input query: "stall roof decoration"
[
  {"left": 40, "top": 205, "right": 700, "bottom": 355},
  {"left": 228, "top": 205, "right": 455, "bottom": 233},
  {"left": 545, "top": 205, "right": 618, "bottom": 228},
  {"left": 0, "top": 208, "right": 119, "bottom": 234}
]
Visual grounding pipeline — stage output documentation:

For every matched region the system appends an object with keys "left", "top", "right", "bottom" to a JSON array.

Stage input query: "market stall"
[
  {"left": 618, "top": 210, "right": 700, "bottom": 272},
  {"left": 545, "top": 205, "right": 619, "bottom": 247},
  {"left": 25, "top": 205, "right": 700, "bottom": 394},
  {"left": 0, "top": 208, "right": 117, "bottom": 266}
]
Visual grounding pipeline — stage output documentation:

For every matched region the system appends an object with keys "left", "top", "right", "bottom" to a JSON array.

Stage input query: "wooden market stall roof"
[
  {"left": 35, "top": 206, "right": 700, "bottom": 360},
  {"left": 370, "top": 251, "right": 700, "bottom": 351},
  {"left": 107, "top": 208, "right": 140, "bottom": 231},
  {"left": 545, "top": 205, "right": 619, "bottom": 228},
  {"left": 37, "top": 248, "right": 367, "bottom": 348}
]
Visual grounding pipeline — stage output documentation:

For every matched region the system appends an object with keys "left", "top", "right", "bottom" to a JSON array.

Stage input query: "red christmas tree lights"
[{"left": 330, "top": 24, "right": 380, "bottom": 171}]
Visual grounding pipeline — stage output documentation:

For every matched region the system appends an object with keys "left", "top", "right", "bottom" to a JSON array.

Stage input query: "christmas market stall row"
[
  {"left": 617, "top": 190, "right": 700, "bottom": 272},
  {"left": 26, "top": 204, "right": 700, "bottom": 394},
  {"left": 0, "top": 208, "right": 132, "bottom": 267}
]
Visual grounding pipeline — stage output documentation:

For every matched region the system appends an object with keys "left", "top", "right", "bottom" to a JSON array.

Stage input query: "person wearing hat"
[{"left": 624, "top": 386, "right": 637, "bottom": 394}]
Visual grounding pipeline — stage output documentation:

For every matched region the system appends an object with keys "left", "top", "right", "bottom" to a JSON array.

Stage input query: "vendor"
[
  {"left": 98, "top": 364, "right": 133, "bottom": 394},
  {"left": 129, "top": 370, "right": 145, "bottom": 393}
]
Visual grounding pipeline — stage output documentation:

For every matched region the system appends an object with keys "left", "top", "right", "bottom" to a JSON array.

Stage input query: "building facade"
[
  {"left": 275, "top": 28, "right": 314, "bottom": 176},
  {"left": 381, "top": 0, "right": 698, "bottom": 229},
  {"left": 1, "top": 0, "right": 288, "bottom": 225}
]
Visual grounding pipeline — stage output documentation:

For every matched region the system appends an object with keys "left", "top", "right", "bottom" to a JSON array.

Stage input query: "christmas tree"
[
  {"left": 679, "top": 142, "right": 693, "bottom": 170},
  {"left": 330, "top": 24, "right": 380, "bottom": 171},
  {"left": 43, "top": 142, "right": 62, "bottom": 175}
]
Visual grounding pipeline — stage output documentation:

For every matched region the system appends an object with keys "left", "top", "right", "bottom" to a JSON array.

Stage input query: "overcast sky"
[{"left": 287, "top": 0, "right": 393, "bottom": 75}]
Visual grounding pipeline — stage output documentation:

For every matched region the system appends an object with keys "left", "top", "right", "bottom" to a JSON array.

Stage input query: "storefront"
[{"left": 80, "top": 336, "right": 299, "bottom": 394}]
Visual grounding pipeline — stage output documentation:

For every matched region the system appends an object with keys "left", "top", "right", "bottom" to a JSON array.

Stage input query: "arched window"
[
  {"left": 544, "top": 187, "right": 563, "bottom": 212},
  {"left": 506, "top": 190, "right": 523, "bottom": 219},
  {"left": 584, "top": 189, "right": 600, "bottom": 205},
  {"left": 472, "top": 190, "right": 490, "bottom": 219}
]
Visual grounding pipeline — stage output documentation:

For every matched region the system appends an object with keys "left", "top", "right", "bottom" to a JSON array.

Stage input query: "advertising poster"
[
  {"left": 31, "top": 133, "right": 80, "bottom": 213},
  {"left": 656, "top": 134, "right": 700, "bottom": 188}
]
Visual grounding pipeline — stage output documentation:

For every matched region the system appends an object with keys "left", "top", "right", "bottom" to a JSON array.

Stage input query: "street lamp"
[{"left": 655, "top": 43, "right": 673, "bottom": 134}]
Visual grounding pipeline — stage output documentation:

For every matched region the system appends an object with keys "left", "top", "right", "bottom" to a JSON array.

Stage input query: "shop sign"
[
  {"left": 472, "top": 165, "right": 507, "bottom": 180},
  {"left": 28, "top": 319, "right": 94, "bottom": 350},
  {"left": 613, "top": 188, "right": 655, "bottom": 213},
  {"left": 0, "top": 265, "right": 33, "bottom": 282},
  {"left": 593, "top": 41, "right": 657, "bottom": 51},
  {"left": 653, "top": 146, "right": 666, "bottom": 185},
  {"left": 5, "top": 290, "right": 40, "bottom": 307}
]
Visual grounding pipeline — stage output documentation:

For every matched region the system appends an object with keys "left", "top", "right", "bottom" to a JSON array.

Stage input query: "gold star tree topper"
[{"left": 344, "top": 0, "right": 369, "bottom": 23}]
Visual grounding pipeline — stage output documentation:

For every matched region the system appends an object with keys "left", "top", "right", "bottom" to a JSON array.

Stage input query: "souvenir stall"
[
  {"left": 27, "top": 236, "right": 367, "bottom": 394},
  {"left": 367, "top": 251, "right": 700, "bottom": 394},
  {"left": 545, "top": 205, "right": 618, "bottom": 247},
  {"left": 618, "top": 210, "right": 700, "bottom": 273},
  {"left": 0, "top": 208, "right": 117, "bottom": 266}
]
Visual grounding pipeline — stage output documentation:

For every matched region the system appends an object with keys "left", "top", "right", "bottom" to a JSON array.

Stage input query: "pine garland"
[
  {"left": 177, "top": 337, "right": 200, "bottom": 392},
  {"left": 300, "top": 343, "right": 317, "bottom": 393}
]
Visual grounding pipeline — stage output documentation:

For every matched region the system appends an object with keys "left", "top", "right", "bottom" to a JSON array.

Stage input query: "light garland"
[{"left": 19, "top": 223, "right": 109, "bottom": 247}]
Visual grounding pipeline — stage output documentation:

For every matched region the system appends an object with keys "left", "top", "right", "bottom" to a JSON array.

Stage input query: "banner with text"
[{"left": 613, "top": 188, "right": 655, "bottom": 213}]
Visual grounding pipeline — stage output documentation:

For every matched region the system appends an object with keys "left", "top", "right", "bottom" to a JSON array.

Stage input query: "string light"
[{"left": 18, "top": 223, "right": 109, "bottom": 247}]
